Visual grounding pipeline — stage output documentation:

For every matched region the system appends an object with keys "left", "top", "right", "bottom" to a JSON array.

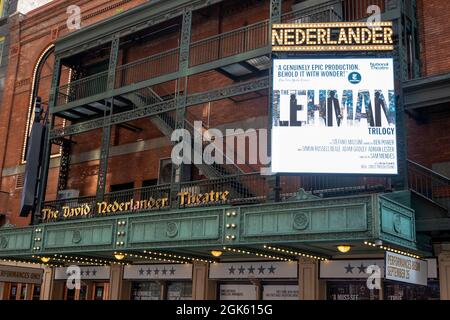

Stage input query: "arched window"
[{"left": 21, "top": 44, "right": 55, "bottom": 163}]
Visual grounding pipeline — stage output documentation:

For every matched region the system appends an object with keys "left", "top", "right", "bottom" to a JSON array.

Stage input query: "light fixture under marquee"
[
  {"left": 337, "top": 245, "right": 352, "bottom": 253},
  {"left": 211, "top": 250, "right": 223, "bottom": 258},
  {"left": 40, "top": 257, "right": 51, "bottom": 263},
  {"left": 114, "top": 253, "right": 125, "bottom": 261}
]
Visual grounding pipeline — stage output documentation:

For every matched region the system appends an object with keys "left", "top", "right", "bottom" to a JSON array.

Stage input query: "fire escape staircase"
[
  {"left": 407, "top": 160, "right": 450, "bottom": 215},
  {"left": 125, "top": 88, "right": 258, "bottom": 201}
]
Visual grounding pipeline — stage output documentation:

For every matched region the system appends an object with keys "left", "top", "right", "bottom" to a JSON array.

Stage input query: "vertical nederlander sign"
[
  {"left": 272, "top": 22, "right": 394, "bottom": 51},
  {"left": 271, "top": 22, "right": 397, "bottom": 175}
]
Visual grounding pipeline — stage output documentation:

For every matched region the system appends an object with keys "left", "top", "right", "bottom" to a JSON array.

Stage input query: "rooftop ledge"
[{"left": 403, "top": 72, "right": 450, "bottom": 110}]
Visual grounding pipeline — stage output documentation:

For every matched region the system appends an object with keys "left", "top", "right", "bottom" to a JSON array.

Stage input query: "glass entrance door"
[
  {"left": 3, "top": 283, "right": 28, "bottom": 300},
  {"left": 64, "top": 282, "right": 105, "bottom": 300},
  {"left": 93, "top": 282, "right": 109, "bottom": 300}
]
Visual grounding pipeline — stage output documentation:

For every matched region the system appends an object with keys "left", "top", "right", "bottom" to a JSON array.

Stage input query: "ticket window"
[
  {"left": 384, "top": 280, "right": 440, "bottom": 300},
  {"left": 327, "top": 281, "right": 381, "bottom": 300}
]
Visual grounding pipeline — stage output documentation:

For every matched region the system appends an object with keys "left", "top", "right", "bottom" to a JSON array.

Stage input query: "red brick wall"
[
  {"left": 416, "top": 0, "right": 450, "bottom": 77},
  {"left": 407, "top": 112, "right": 450, "bottom": 168},
  {"left": 0, "top": 0, "right": 148, "bottom": 226},
  {"left": 406, "top": 1, "right": 450, "bottom": 170}
]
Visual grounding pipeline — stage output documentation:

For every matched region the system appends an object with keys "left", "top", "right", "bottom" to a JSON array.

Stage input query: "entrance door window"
[
  {"left": 32, "top": 285, "right": 41, "bottom": 300},
  {"left": 5, "top": 283, "right": 29, "bottom": 300},
  {"left": 79, "top": 284, "right": 88, "bottom": 300},
  {"left": 9, "top": 283, "right": 18, "bottom": 300},
  {"left": 64, "top": 282, "right": 106, "bottom": 300},
  {"left": 327, "top": 281, "right": 380, "bottom": 300},
  {"left": 94, "top": 285, "right": 104, "bottom": 300},
  {"left": 93, "top": 282, "right": 109, "bottom": 300},
  {"left": 65, "top": 287, "right": 76, "bottom": 301},
  {"left": 131, "top": 282, "right": 161, "bottom": 300},
  {"left": 19, "top": 285, "right": 27, "bottom": 300}
]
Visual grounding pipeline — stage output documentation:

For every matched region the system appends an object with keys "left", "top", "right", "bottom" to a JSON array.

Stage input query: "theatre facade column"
[
  {"left": 438, "top": 250, "right": 450, "bottom": 300},
  {"left": 40, "top": 267, "right": 54, "bottom": 300},
  {"left": 192, "top": 262, "right": 216, "bottom": 300},
  {"left": 298, "top": 258, "right": 324, "bottom": 300},
  {"left": 109, "top": 265, "right": 126, "bottom": 300}
]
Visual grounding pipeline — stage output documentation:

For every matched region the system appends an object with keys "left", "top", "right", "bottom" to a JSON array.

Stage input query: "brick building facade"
[
  {"left": 0, "top": 0, "right": 449, "bottom": 300},
  {"left": 0, "top": 0, "right": 148, "bottom": 227},
  {"left": 406, "top": 0, "right": 450, "bottom": 171}
]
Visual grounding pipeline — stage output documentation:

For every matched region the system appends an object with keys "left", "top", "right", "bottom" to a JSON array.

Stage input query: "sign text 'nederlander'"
[{"left": 272, "top": 22, "right": 394, "bottom": 51}]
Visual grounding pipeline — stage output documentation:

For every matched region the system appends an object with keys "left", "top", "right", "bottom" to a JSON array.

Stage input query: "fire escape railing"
[
  {"left": 54, "top": 0, "right": 396, "bottom": 107},
  {"left": 407, "top": 160, "right": 450, "bottom": 213}
]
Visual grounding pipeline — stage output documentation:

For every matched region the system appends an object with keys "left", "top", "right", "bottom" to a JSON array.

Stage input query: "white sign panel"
[
  {"left": 426, "top": 258, "right": 438, "bottom": 279},
  {"left": 272, "top": 58, "right": 398, "bottom": 174},
  {"left": 320, "top": 260, "right": 385, "bottom": 279},
  {"left": 209, "top": 262, "right": 298, "bottom": 279},
  {"left": 0, "top": 265, "right": 43, "bottom": 284},
  {"left": 320, "top": 259, "right": 436, "bottom": 280},
  {"left": 263, "top": 285, "right": 299, "bottom": 300},
  {"left": 124, "top": 264, "right": 192, "bottom": 280},
  {"left": 54, "top": 266, "right": 110, "bottom": 280},
  {"left": 385, "top": 252, "right": 428, "bottom": 286},
  {"left": 220, "top": 284, "right": 257, "bottom": 300}
]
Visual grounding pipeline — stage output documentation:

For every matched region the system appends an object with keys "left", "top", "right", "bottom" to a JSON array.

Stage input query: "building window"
[
  {"left": 109, "top": 182, "right": 135, "bottom": 193},
  {"left": 142, "top": 179, "right": 158, "bottom": 187},
  {"left": 0, "top": 36, "right": 4, "bottom": 67},
  {"left": 0, "top": 0, "right": 9, "bottom": 18},
  {"left": 107, "top": 182, "right": 135, "bottom": 204}
]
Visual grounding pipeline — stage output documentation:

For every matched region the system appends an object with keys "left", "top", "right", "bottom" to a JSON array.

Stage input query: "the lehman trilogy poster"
[{"left": 271, "top": 58, "right": 397, "bottom": 174}]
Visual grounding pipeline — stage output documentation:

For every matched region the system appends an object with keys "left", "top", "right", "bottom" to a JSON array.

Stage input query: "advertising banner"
[{"left": 272, "top": 58, "right": 397, "bottom": 174}]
